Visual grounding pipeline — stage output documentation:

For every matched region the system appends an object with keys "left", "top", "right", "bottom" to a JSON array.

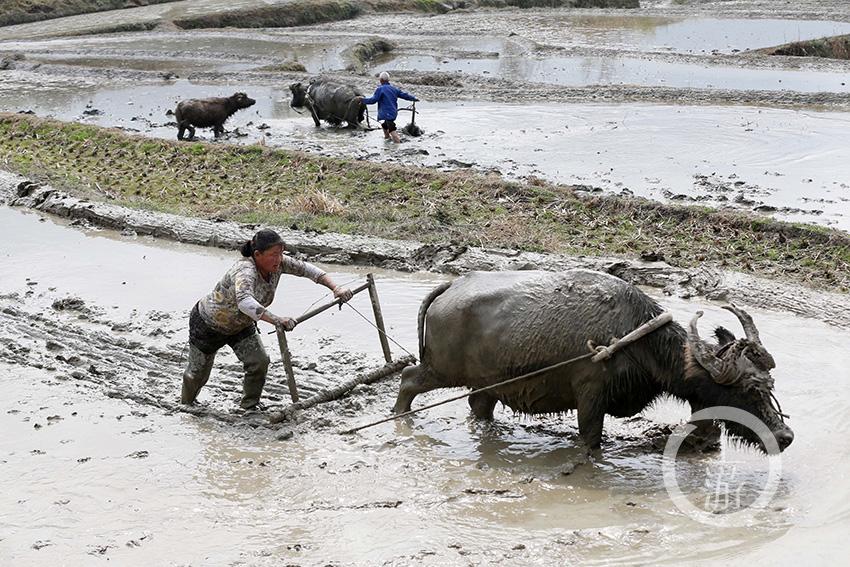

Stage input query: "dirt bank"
[
  {"left": 345, "top": 37, "right": 395, "bottom": 74},
  {"left": 0, "top": 0, "right": 179, "bottom": 28},
  {"left": 758, "top": 34, "right": 850, "bottom": 60},
  {"left": 4, "top": 170, "right": 850, "bottom": 334},
  {"left": 169, "top": 0, "right": 638, "bottom": 31},
  {"left": 2, "top": 114, "right": 847, "bottom": 292}
]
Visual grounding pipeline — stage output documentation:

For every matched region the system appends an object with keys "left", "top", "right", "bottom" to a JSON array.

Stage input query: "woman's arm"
[
  {"left": 317, "top": 274, "right": 354, "bottom": 302},
  {"left": 280, "top": 256, "right": 353, "bottom": 302}
]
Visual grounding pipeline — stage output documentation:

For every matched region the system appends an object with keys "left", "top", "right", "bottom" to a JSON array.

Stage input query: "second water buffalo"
[
  {"left": 395, "top": 269, "right": 793, "bottom": 453},
  {"left": 289, "top": 78, "right": 365, "bottom": 128},
  {"left": 174, "top": 92, "right": 256, "bottom": 140}
]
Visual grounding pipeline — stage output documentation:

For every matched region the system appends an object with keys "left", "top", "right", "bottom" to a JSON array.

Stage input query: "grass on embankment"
[
  {"left": 758, "top": 34, "right": 850, "bottom": 60},
  {"left": 0, "top": 0, "right": 178, "bottom": 27},
  {"left": 1, "top": 0, "right": 638, "bottom": 31},
  {"left": 170, "top": 0, "right": 638, "bottom": 30},
  {"left": 0, "top": 114, "right": 847, "bottom": 291}
]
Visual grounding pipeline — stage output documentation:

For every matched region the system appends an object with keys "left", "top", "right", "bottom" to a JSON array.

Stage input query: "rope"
[
  {"left": 344, "top": 302, "right": 416, "bottom": 359},
  {"left": 339, "top": 311, "right": 673, "bottom": 435},
  {"left": 341, "top": 349, "right": 600, "bottom": 435},
  {"left": 298, "top": 276, "right": 361, "bottom": 318}
]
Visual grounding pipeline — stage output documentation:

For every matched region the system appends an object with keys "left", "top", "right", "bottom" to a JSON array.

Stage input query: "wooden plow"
[{"left": 269, "top": 273, "right": 411, "bottom": 424}]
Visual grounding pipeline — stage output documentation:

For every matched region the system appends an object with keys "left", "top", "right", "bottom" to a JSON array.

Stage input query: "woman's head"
[{"left": 240, "top": 229, "right": 284, "bottom": 274}]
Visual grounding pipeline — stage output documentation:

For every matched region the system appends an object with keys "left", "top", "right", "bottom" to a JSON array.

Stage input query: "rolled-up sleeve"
[
  {"left": 234, "top": 264, "right": 266, "bottom": 321},
  {"left": 280, "top": 255, "right": 326, "bottom": 282}
]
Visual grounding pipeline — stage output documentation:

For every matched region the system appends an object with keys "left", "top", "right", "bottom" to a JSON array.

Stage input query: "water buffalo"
[
  {"left": 174, "top": 92, "right": 256, "bottom": 140},
  {"left": 289, "top": 78, "right": 365, "bottom": 128},
  {"left": 394, "top": 269, "right": 793, "bottom": 453}
]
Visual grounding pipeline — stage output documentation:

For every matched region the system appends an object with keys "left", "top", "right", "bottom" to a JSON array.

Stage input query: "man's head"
[{"left": 379, "top": 71, "right": 390, "bottom": 84}]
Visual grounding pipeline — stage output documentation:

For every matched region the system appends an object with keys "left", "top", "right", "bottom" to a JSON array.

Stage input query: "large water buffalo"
[
  {"left": 174, "top": 92, "right": 256, "bottom": 140},
  {"left": 289, "top": 78, "right": 365, "bottom": 128},
  {"left": 394, "top": 269, "right": 793, "bottom": 452}
]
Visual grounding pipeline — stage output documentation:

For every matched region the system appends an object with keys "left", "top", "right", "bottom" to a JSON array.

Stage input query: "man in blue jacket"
[{"left": 361, "top": 71, "right": 418, "bottom": 143}]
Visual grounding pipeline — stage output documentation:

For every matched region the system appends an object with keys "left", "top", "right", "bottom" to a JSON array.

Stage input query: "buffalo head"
[
  {"left": 685, "top": 305, "right": 793, "bottom": 452},
  {"left": 227, "top": 92, "right": 256, "bottom": 112},
  {"left": 289, "top": 82, "right": 308, "bottom": 108}
]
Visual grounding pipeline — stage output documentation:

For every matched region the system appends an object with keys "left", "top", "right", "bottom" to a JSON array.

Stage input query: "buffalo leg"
[
  {"left": 393, "top": 364, "right": 444, "bottom": 413},
  {"left": 177, "top": 122, "right": 187, "bottom": 140},
  {"left": 577, "top": 394, "right": 605, "bottom": 450},
  {"left": 309, "top": 108, "right": 321, "bottom": 128},
  {"left": 186, "top": 124, "right": 196, "bottom": 140},
  {"left": 214, "top": 123, "right": 224, "bottom": 138},
  {"left": 468, "top": 392, "right": 497, "bottom": 420}
]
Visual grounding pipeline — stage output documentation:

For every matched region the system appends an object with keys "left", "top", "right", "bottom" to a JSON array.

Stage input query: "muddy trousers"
[{"left": 181, "top": 333, "right": 271, "bottom": 409}]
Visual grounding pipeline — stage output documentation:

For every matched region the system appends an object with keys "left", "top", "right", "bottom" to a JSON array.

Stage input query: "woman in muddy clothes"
[{"left": 181, "top": 229, "right": 354, "bottom": 410}]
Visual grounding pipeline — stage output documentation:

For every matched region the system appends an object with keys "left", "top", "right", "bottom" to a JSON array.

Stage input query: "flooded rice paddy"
[
  {"left": 2, "top": 77, "right": 848, "bottom": 229},
  {"left": 2, "top": 0, "right": 850, "bottom": 563},
  {"left": 3, "top": 7, "right": 850, "bottom": 229},
  {"left": 1, "top": 205, "right": 849, "bottom": 564}
]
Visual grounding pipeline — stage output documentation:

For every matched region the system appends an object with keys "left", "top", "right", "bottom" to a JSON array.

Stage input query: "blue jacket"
[{"left": 362, "top": 83, "right": 417, "bottom": 121}]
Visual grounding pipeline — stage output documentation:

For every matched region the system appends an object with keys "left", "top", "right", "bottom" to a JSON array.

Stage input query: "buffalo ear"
[{"left": 714, "top": 326, "right": 736, "bottom": 347}]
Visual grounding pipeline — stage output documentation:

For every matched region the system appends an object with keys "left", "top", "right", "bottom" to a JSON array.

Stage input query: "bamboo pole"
[
  {"left": 293, "top": 281, "right": 371, "bottom": 325},
  {"left": 590, "top": 312, "right": 673, "bottom": 362},
  {"left": 276, "top": 327, "right": 299, "bottom": 403},
  {"left": 367, "top": 273, "right": 393, "bottom": 363},
  {"left": 269, "top": 355, "right": 415, "bottom": 424}
]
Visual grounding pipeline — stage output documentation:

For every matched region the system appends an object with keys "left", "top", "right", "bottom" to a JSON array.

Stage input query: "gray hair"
[{"left": 379, "top": 71, "right": 390, "bottom": 82}]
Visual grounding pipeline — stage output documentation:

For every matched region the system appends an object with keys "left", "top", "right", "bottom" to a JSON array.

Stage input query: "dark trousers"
[{"left": 181, "top": 304, "right": 271, "bottom": 409}]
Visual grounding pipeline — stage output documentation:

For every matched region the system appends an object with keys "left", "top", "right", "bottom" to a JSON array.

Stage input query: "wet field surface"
[
  {"left": 1, "top": 205, "right": 849, "bottom": 564},
  {"left": 2, "top": 0, "right": 850, "bottom": 563}
]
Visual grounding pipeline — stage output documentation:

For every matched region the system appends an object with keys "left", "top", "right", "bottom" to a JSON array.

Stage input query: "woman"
[{"left": 181, "top": 229, "right": 353, "bottom": 410}]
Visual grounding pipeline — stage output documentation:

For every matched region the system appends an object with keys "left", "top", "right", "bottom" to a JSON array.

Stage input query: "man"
[{"left": 361, "top": 71, "right": 418, "bottom": 143}]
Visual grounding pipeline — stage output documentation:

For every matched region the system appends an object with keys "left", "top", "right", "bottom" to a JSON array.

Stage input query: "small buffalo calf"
[{"left": 174, "top": 92, "right": 256, "bottom": 140}]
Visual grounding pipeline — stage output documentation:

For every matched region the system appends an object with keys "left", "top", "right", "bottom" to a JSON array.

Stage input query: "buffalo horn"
[
  {"left": 722, "top": 303, "right": 761, "bottom": 344},
  {"left": 688, "top": 311, "right": 739, "bottom": 385},
  {"left": 722, "top": 303, "right": 776, "bottom": 370}
]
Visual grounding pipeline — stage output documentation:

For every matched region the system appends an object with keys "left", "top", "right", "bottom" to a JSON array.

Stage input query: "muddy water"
[
  {"left": 0, "top": 30, "right": 348, "bottom": 74},
  {"left": 5, "top": 80, "right": 844, "bottom": 228},
  {"left": 0, "top": 206, "right": 435, "bottom": 357},
  {"left": 1, "top": 204, "right": 850, "bottom": 564},
  {"left": 380, "top": 51, "right": 850, "bottom": 92},
  {"left": 318, "top": 12, "right": 850, "bottom": 54}
]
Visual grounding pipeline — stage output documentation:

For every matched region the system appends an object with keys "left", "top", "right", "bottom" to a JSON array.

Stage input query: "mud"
[
  {"left": 3, "top": 2, "right": 850, "bottom": 561},
  {"left": 1, "top": 201, "right": 850, "bottom": 564}
]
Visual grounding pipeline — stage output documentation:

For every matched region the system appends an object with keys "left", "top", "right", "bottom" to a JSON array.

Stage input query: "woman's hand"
[
  {"left": 333, "top": 286, "right": 354, "bottom": 302},
  {"left": 272, "top": 315, "right": 297, "bottom": 331}
]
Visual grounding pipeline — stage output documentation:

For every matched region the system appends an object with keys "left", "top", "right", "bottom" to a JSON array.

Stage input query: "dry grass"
[{"left": 291, "top": 188, "right": 347, "bottom": 215}]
